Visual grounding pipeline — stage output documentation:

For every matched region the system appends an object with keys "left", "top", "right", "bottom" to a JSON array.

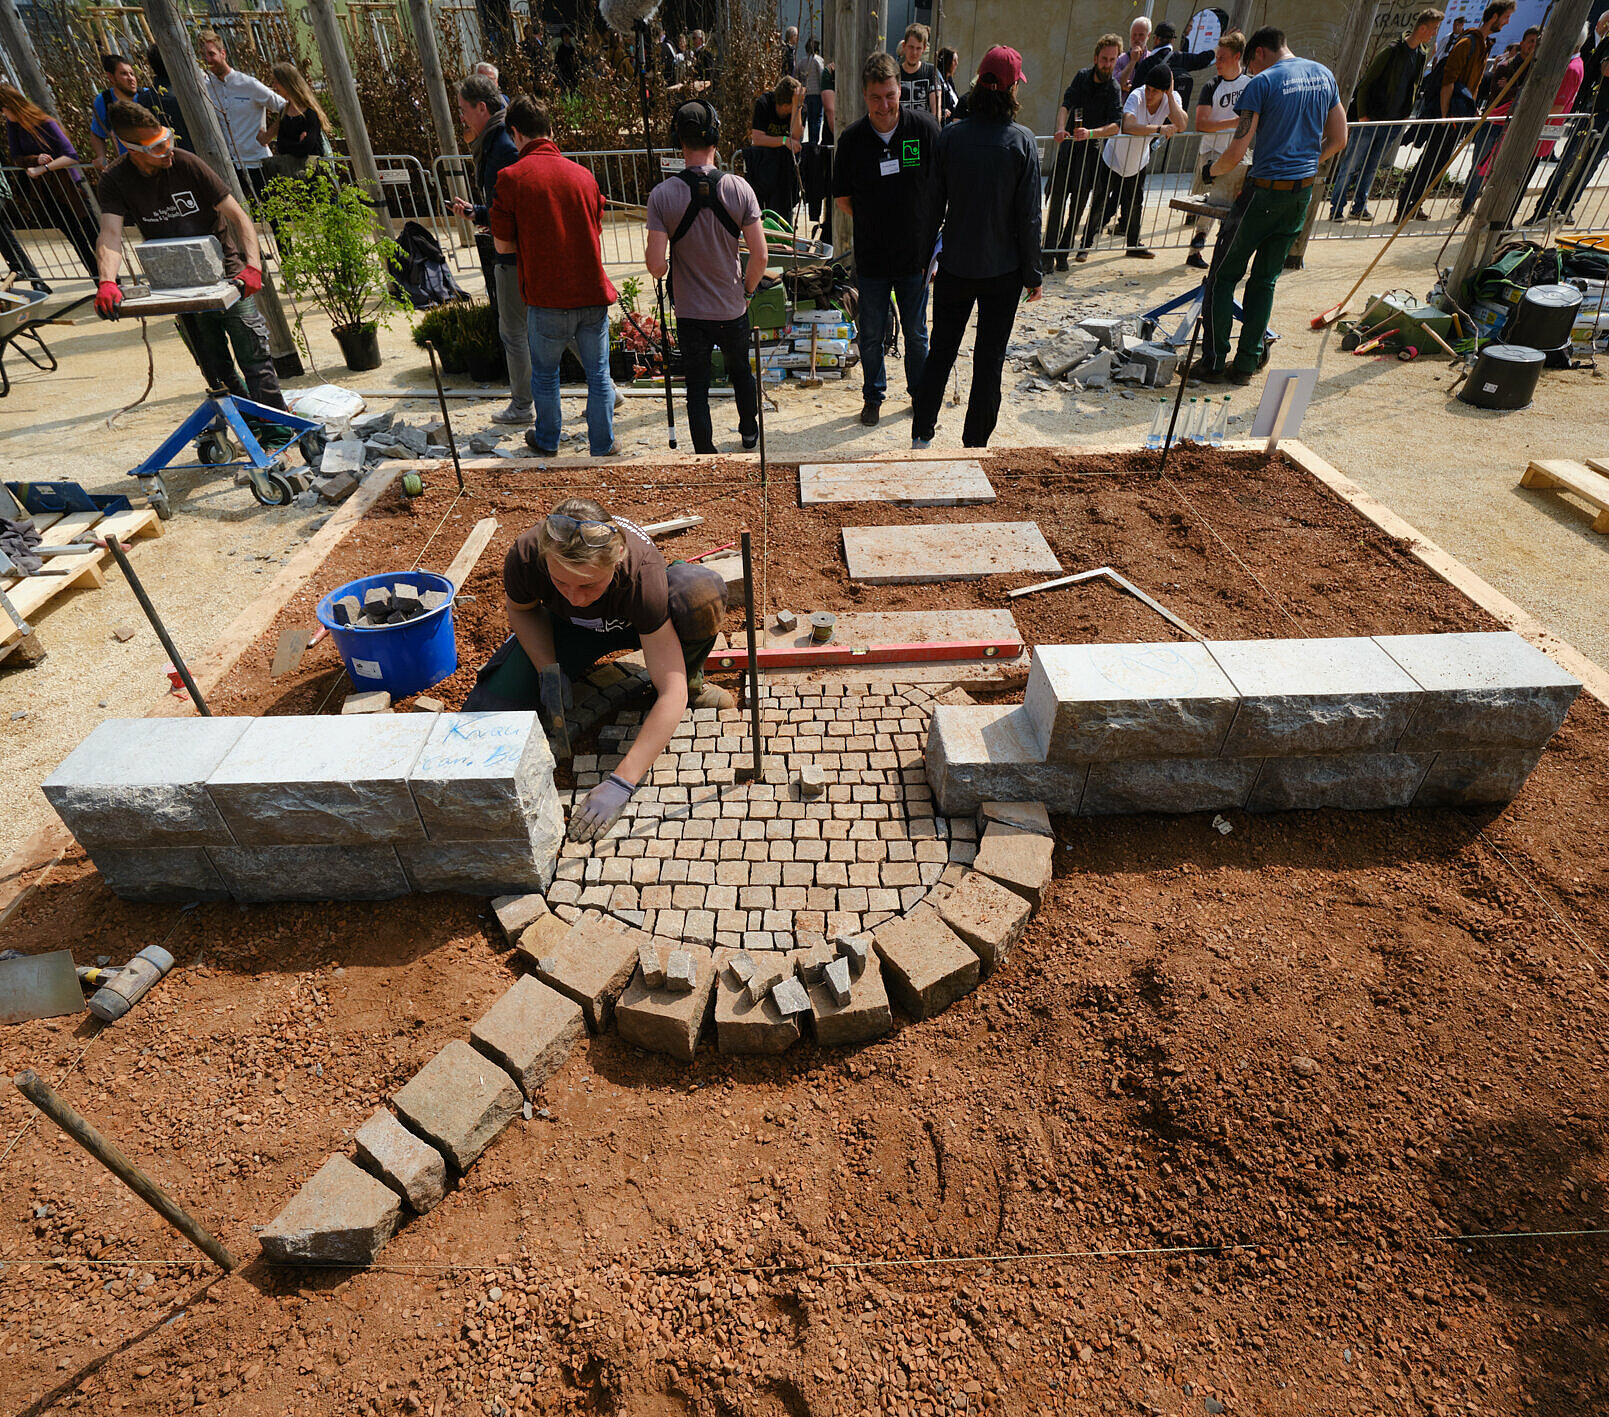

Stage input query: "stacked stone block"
[
  {"left": 41, "top": 712, "right": 563, "bottom": 902},
  {"left": 928, "top": 633, "right": 1580, "bottom": 816}
]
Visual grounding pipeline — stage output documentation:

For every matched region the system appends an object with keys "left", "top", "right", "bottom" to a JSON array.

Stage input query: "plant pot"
[
  {"left": 609, "top": 348, "right": 638, "bottom": 382},
  {"left": 465, "top": 347, "right": 508, "bottom": 383},
  {"left": 333, "top": 321, "right": 382, "bottom": 371}
]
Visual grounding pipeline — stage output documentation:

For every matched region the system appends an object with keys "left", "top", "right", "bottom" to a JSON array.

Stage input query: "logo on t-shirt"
[
  {"left": 146, "top": 189, "right": 202, "bottom": 222},
  {"left": 901, "top": 138, "right": 921, "bottom": 167}
]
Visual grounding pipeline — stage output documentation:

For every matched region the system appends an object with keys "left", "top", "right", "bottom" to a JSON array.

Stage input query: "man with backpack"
[{"left": 646, "top": 100, "right": 769, "bottom": 455}]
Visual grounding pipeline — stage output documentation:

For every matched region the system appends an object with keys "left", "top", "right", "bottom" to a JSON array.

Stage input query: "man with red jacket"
[{"left": 491, "top": 96, "right": 618, "bottom": 457}]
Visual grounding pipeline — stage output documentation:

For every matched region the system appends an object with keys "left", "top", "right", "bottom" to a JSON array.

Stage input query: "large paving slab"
[
  {"left": 470, "top": 975, "right": 584, "bottom": 1096},
  {"left": 42, "top": 717, "right": 249, "bottom": 848},
  {"left": 936, "top": 870, "right": 1032, "bottom": 974},
  {"left": 1211, "top": 637, "right": 1423, "bottom": 757},
  {"left": 207, "top": 844, "right": 411, "bottom": 902},
  {"left": 1375, "top": 632, "right": 1581, "bottom": 750},
  {"left": 391, "top": 1039, "right": 523, "bottom": 1171},
  {"left": 259, "top": 1154, "right": 404, "bottom": 1265},
  {"left": 926, "top": 705, "right": 1088, "bottom": 816},
  {"left": 352, "top": 1108, "right": 447, "bottom": 1214},
  {"left": 800, "top": 459, "right": 996, "bottom": 507},
  {"left": 1078, "top": 757, "right": 1262, "bottom": 817},
  {"left": 842, "top": 523, "right": 1061, "bottom": 584},
  {"left": 396, "top": 838, "right": 557, "bottom": 895},
  {"left": 526, "top": 912, "right": 643, "bottom": 1033},
  {"left": 765, "top": 609, "right": 1022, "bottom": 654},
  {"left": 971, "top": 825, "right": 1055, "bottom": 909},
  {"left": 711, "top": 948, "right": 800, "bottom": 1054},
  {"left": 806, "top": 952, "right": 894, "bottom": 1046},
  {"left": 1413, "top": 748, "right": 1545, "bottom": 806},
  {"left": 205, "top": 714, "right": 433, "bottom": 845},
  {"left": 1026, "top": 642, "right": 1239, "bottom": 763},
  {"left": 408, "top": 712, "right": 562, "bottom": 842},
  {"left": 872, "top": 905, "right": 981, "bottom": 1020},
  {"left": 616, "top": 941, "right": 717, "bottom": 1061},
  {"left": 1246, "top": 753, "right": 1435, "bottom": 813},
  {"left": 86, "top": 846, "right": 232, "bottom": 903}
]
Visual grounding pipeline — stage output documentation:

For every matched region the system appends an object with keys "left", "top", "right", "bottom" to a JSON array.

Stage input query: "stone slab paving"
[
  {"left": 841, "top": 523, "right": 1062, "bottom": 584},
  {"left": 762, "top": 609, "right": 1022, "bottom": 654},
  {"left": 615, "top": 941, "right": 717, "bottom": 1062},
  {"left": 391, "top": 1039, "right": 522, "bottom": 1171},
  {"left": 259, "top": 1154, "right": 404, "bottom": 1265},
  {"left": 799, "top": 459, "right": 996, "bottom": 507},
  {"left": 470, "top": 975, "right": 585, "bottom": 1096},
  {"left": 353, "top": 1108, "right": 448, "bottom": 1214}
]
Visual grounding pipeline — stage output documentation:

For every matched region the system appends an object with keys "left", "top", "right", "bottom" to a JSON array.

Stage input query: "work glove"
[
  {"left": 238, "top": 265, "right": 263, "bottom": 296},
  {"left": 95, "top": 280, "right": 123, "bottom": 319},
  {"left": 1201, "top": 161, "right": 1214, "bottom": 186},
  {"left": 569, "top": 773, "right": 635, "bottom": 843}
]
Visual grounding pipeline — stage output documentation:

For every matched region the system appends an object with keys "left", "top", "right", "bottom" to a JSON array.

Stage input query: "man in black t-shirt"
[
  {"left": 94, "top": 100, "right": 286, "bottom": 411},
  {"left": 747, "top": 75, "right": 805, "bottom": 217},
  {"left": 1042, "top": 33, "right": 1125, "bottom": 269},
  {"left": 898, "top": 24, "right": 940, "bottom": 118},
  {"left": 833, "top": 51, "right": 941, "bottom": 425}
]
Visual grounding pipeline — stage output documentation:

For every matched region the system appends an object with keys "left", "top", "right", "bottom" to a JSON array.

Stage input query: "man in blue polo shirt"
[{"left": 1192, "top": 26, "right": 1346, "bottom": 385}]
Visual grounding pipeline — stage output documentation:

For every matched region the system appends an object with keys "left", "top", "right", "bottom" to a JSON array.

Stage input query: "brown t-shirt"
[
  {"left": 97, "top": 148, "right": 244, "bottom": 278},
  {"left": 503, "top": 516, "right": 669, "bottom": 636}
]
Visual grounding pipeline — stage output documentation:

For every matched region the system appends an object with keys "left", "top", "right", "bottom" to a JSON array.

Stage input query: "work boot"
[
  {"left": 1074, "top": 248, "right": 1090, "bottom": 263},
  {"left": 525, "top": 429, "right": 558, "bottom": 457},
  {"left": 491, "top": 401, "right": 532, "bottom": 425},
  {"left": 687, "top": 673, "right": 735, "bottom": 710},
  {"left": 1185, "top": 250, "right": 1208, "bottom": 270},
  {"left": 860, "top": 402, "right": 881, "bottom": 426},
  {"left": 1125, "top": 246, "right": 1155, "bottom": 259},
  {"left": 1054, "top": 255, "right": 1069, "bottom": 272}
]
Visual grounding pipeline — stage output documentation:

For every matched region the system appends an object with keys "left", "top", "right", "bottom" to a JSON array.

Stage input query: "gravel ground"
[{"left": 4, "top": 234, "right": 1607, "bottom": 863}]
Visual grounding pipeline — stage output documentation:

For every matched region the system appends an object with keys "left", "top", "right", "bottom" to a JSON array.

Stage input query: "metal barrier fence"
[{"left": 0, "top": 161, "right": 138, "bottom": 288}]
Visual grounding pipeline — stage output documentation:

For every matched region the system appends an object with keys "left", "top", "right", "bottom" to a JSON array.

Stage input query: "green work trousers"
[{"left": 1201, "top": 184, "right": 1310, "bottom": 375}]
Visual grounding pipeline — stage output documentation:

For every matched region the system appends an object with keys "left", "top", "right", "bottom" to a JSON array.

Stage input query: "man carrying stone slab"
[{"left": 463, "top": 498, "right": 731, "bottom": 840}]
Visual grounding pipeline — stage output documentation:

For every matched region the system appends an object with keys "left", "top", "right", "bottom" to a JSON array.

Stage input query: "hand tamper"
[{"left": 88, "top": 945, "right": 175, "bottom": 1022}]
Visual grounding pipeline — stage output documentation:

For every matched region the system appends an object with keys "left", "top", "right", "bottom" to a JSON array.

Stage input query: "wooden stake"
[
  {"left": 14, "top": 1070, "right": 236, "bottom": 1272},
  {"left": 1265, "top": 376, "right": 1300, "bottom": 453}
]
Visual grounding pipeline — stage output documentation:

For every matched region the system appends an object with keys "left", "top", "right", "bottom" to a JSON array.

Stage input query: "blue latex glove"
[{"left": 569, "top": 772, "right": 635, "bottom": 842}]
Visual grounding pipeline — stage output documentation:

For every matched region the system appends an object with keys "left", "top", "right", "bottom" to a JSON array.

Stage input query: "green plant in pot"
[
  {"left": 255, "top": 174, "right": 409, "bottom": 371},
  {"left": 411, "top": 300, "right": 505, "bottom": 381}
]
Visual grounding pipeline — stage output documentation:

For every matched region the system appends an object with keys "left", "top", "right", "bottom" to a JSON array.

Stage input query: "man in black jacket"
[
  {"left": 1042, "top": 34, "right": 1124, "bottom": 271},
  {"left": 1133, "top": 22, "right": 1215, "bottom": 108},
  {"left": 449, "top": 74, "right": 531, "bottom": 425},
  {"left": 1330, "top": 9, "right": 1442, "bottom": 220},
  {"left": 910, "top": 47, "right": 1041, "bottom": 450}
]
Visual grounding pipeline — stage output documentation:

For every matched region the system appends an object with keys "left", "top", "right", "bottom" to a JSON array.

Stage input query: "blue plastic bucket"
[{"left": 315, "top": 570, "right": 458, "bottom": 699}]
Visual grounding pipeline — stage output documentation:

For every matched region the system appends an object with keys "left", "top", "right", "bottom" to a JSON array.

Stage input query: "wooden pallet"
[
  {"left": 1520, "top": 460, "right": 1609, "bottom": 534},
  {"left": 1, "top": 507, "right": 163, "bottom": 649}
]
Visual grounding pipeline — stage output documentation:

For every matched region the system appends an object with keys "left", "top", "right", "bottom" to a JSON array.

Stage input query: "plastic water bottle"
[
  {"left": 1210, "top": 395, "right": 1231, "bottom": 446},
  {"left": 1144, "top": 398, "right": 1169, "bottom": 450},
  {"left": 1181, "top": 397, "right": 1199, "bottom": 442}
]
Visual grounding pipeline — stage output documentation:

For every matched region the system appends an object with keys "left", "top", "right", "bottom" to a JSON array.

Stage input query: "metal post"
[
  {"left": 739, "top": 529, "right": 763, "bottom": 783},
  {"left": 405, "top": 0, "right": 462, "bottom": 159},
  {"left": 104, "top": 535, "right": 211, "bottom": 715},
  {"left": 142, "top": 0, "right": 302, "bottom": 375},
  {"left": 751, "top": 326, "right": 768, "bottom": 482},
  {"left": 305, "top": 0, "right": 383, "bottom": 199},
  {"left": 0, "top": 0, "right": 61, "bottom": 120},
  {"left": 424, "top": 341, "right": 466, "bottom": 492},
  {"left": 15, "top": 1070, "right": 237, "bottom": 1272},
  {"left": 1448, "top": 0, "right": 1595, "bottom": 298},
  {"left": 1159, "top": 317, "right": 1200, "bottom": 472}
]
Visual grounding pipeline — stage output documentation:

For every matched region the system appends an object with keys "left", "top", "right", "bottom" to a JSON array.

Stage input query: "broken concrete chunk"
[
  {"left": 824, "top": 955, "right": 852, "bottom": 1007},
  {"left": 352, "top": 1108, "right": 447, "bottom": 1214},
  {"left": 665, "top": 950, "right": 697, "bottom": 992},
  {"left": 1072, "top": 349, "right": 1114, "bottom": 389},
  {"left": 259, "top": 1153, "right": 403, "bottom": 1265},
  {"left": 770, "top": 975, "right": 812, "bottom": 1018},
  {"left": 341, "top": 690, "right": 392, "bottom": 715},
  {"left": 470, "top": 975, "right": 584, "bottom": 1097},
  {"left": 491, "top": 893, "right": 547, "bottom": 946},
  {"left": 391, "top": 1039, "right": 522, "bottom": 1171},
  {"left": 638, "top": 938, "right": 667, "bottom": 990}
]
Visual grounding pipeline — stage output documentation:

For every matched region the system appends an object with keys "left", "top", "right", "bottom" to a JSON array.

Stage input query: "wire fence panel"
[{"left": 0, "top": 162, "right": 135, "bottom": 288}]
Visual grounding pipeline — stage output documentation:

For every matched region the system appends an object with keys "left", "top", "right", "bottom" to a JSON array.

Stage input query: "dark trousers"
[
  {"left": 1531, "top": 119, "right": 1608, "bottom": 222},
  {"left": 678, "top": 311, "right": 760, "bottom": 454},
  {"left": 0, "top": 218, "right": 42, "bottom": 285},
  {"left": 910, "top": 269, "right": 1023, "bottom": 448},
  {"left": 175, "top": 296, "right": 289, "bottom": 412},
  {"left": 1094, "top": 165, "right": 1148, "bottom": 248},
  {"left": 1079, "top": 161, "right": 1129, "bottom": 251},
  {"left": 463, "top": 560, "right": 730, "bottom": 711},
  {"left": 1201, "top": 182, "right": 1309, "bottom": 375},
  {"left": 1042, "top": 139, "right": 1102, "bottom": 255},
  {"left": 475, "top": 231, "right": 499, "bottom": 310},
  {"left": 1398, "top": 105, "right": 1471, "bottom": 219}
]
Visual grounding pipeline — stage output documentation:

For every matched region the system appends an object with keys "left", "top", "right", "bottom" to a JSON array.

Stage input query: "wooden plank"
[
  {"left": 1588, "top": 457, "right": 1609, "bottom": 478},
  {"left": 0, "top": 552, "right": 105, "bottom": 629},
  {"left": 82, "top": 509, "right": 163, "bottom": 544},
  {"left": 1520, "top": 460, "right": 1609, "bottom": 534},
  {"left": 442, "top": 516, "right": 498, "bottom": 590},
  {"left": 45, "top": 510, "right": 103, "bottom": 542},
  {"left": 28, "top": 511, "right": 64, "bottom": 534},
  {"left": 1284, "top": 440, "right": 1609, "bottom": 709}
]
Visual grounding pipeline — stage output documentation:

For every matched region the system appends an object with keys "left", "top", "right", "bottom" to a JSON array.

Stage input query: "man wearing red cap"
[{"left": 910, "top": 45, "right": 1042, "bottom": 450}]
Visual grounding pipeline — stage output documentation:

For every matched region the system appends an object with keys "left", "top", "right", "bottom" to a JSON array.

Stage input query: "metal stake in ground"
[
  {"left": 1158, "top": 317, "right": 1202, "bottom": 474},
  {"left": 739, "top": 528, "right": 763, "bottom": 783},
  {"left": 751, "top": 327, "right": 768, "bottom": 485},
  {"left": 14, "top": 1069, "right": 237, "bottom": 1272},
  {"left": 104, "top": 536, "right": 210, "bottom": 716},
  {"left": 423, "top": 340, "right": 466, "bottom": 492}
]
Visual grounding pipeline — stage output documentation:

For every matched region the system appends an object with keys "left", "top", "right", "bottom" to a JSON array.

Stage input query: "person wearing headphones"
[{"left": 645, "top": 100, "right": 769, "bottom": 455}]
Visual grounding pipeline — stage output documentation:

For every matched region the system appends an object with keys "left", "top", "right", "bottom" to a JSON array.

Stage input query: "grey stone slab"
[
  {"left": 206, "top": 715, "right": 433, "bottom": 845},
  {"left": 319, "top": 437, "right": 367, "bottom": 477},
  {"left": 1374, "top": 632, "right": 1582, "bottom": 750},
  {"left": 208, "top": 844, "right": 410, "bottom": 902},
  {"left": 842, "top": 523, "right": 1061, "bottom": 584},
  {"left": 616, "top": 941, "right": 716, "bottom": 1062},
  {"left": 800, "top": 460, "right": 996, "bottom": 507},
  {"left": 352, "top": 1108, "right": 447, "bottom": 1213},
  {"left": 409, "top": 713, "right": 562, "bottom": 848},
  {"left": 872, "top": 905, "right": 981, "bottom": 1021},
  {"left": 1246, "top": 753, "right": 1435, "bottom": 813},
  {"left": 87, "top": 846, "right": 232, "bottom": 903},
  {"left": 807, "top": 952, "right": 893, "bottom": 1046},
  {"left": 765, "top": 609, "right": 1023, "bottom": 654},
  {"left": 392, "top": 1039, "right": 523, "bottom": 1171},
  {"left": 42, "top": 717, "right": 250, "bottom": 848},
  {"left": 925, "top": 705, "right": 1088, "bottom": 817},
  {"left": 1412, "top": 749, "right": 1545, "bottom": 807},
  {"left": 1026, "top": 642, "right": 1239, "bottom": 763},
  {"left": 1079, "top": 757, "right": 1261, "bottom": 816},
  {"left": 396, "top": 838, "right": 556, "bottom": 895},
  {"left": 713, "top": 947, "right": 800, "bottom": 1054},
  {"left": 937, "top": 870, "right": 1032, "bottom": 974},
  {"left": 135, "top": 235, "right": 225, "bottom": 288},
  {"left": 1212, "top": 637, "right": 1423, "bottom": 757},
  {"left": 978, "top": 801, "right": 1053, "bottom": 837},
  {"left": 529, "top": 912, "right": 643, "bottom": 1032},
  {"left": 470, "top": 975, "right": 584, "bottom": 1097},
  {"left": 971, "top": 825, "right": 1055, "bottom": 910},
  {"left": 259, "top": 1154, "right": 404, "bottom": 1266}
]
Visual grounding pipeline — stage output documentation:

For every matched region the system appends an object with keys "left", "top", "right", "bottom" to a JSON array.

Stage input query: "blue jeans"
[
  {"left": 1329, "top": 123, "right": 1400, "bottom": 216},
  {"left": 804, "top": 93, "right": 823, "bottom": 145},
  {"left": 856, "top": 271, "right": 929, "bottom": 405},
  {"left": 527, "top": 304, "right": 614, "bottom": 455}
]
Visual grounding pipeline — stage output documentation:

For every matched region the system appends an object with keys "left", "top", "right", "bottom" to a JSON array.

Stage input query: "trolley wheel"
[
  {"left": 401, "top": 471, "right": 425, "bottom": 498},
  {"left": 298, "top": 430, "right": 327, "bottom": 466},
  {"left": 197, "top": 432, "right": 233, "bottom": 465},
  {"left": 250, "top": 471, "right": 295, "bottom": 507}
]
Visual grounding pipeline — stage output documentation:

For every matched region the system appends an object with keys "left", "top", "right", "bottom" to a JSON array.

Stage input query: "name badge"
[{"left": 879, "top": 157, "right": 900, "bottom": 176}]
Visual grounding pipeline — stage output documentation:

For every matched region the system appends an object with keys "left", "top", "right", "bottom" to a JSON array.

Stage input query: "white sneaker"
[
  {"left": 491, "top": 402, "right": 532, "bottom": 425},
  {"left": 614, "top": 390, "right": 627, "bottom": 412}
]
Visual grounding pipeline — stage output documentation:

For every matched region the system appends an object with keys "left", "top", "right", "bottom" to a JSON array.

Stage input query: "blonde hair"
[
  {"left": 537, "top": 498, "right": 628, "bottom": 574},
  {"left": 270, "top": 62, "right": 328, "bottom": 131},
  {"left": 197, "top": 27, "right": 225, "bottom": 51}
]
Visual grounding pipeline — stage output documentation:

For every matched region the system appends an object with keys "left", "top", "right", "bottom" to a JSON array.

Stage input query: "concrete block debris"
[
  {"left": 392, "top": 1038, "right": 522, "bottom": 1171},
  {"left": 470, "top": 975, "right": 584, "bottom": 1097},
  {"left": 1071, "top": 349, "right": 1114, "bottom": 389},
  {"left": 353, "top": 1108, "right": 447, "bottom": 1214},
  {"left": 616, "top": 942, "right": 715, "bottom": 1061},
  {"left": 1034, "top": 332, "right": 1098, "bottom": 379},
  {"left": 259, "top": 1154, "right": 404, "bottom": 1265}
]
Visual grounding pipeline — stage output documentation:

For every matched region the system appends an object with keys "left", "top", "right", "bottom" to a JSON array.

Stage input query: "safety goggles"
[
  {"left": 124, "top": 126, "right": 175, "bottom": 156},
  {"left": 544, "top": 512, "right": 617, "bottom": 549}
]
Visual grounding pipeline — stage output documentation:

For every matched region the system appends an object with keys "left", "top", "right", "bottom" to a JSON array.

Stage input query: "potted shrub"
[
  {"left": 411, "top": 301, "right": 504, "bottom": 380},
  {"left": 256, "top": 174, "right": 409, "bottom": 371}
]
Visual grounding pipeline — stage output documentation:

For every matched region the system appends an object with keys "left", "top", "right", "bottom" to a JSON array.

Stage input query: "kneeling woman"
[{"left": 465, "top": 498, "right": 730, "bottom": 841}]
